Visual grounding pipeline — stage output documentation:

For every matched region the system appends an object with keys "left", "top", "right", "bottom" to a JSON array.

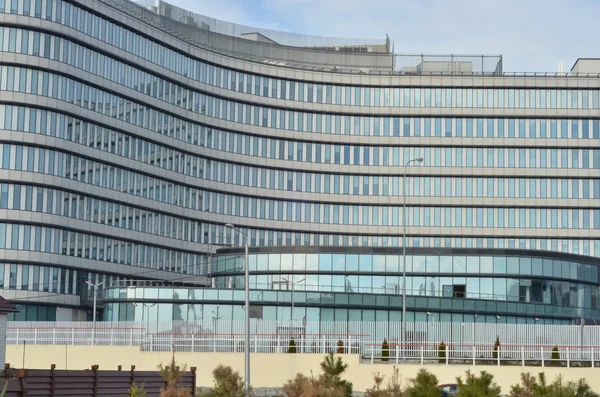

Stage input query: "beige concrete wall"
[{"left": 7, "top": 346, "right": 599, "bottom": 393}]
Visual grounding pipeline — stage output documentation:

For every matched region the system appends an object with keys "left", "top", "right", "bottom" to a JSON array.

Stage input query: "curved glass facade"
[
  {"left": 1, "top": 0, "right": 599, "bottom": 322},
  {"left": 101, "top": 248, "right": 600, "bottom": 325}
]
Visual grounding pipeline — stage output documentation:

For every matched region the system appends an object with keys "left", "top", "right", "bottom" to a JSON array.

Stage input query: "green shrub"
[
  {"left": 288, "top": 338, "right": 297, "bottom": 354},
  {"left": 319, "top": 352, "right": 353, "bottom": 397},
  {"left": 158, "top": 353, "right": 191, "bottom": 397},
  {"left": 211, "top": 365, "right": 245, "bottom": 397},
  {"left": 407, "top": 369, "right": 439, "bottom": 397},
  {"left": 550, "top": 345, "right": 560, "bottom": 366},
  {"left": 337, "top": 340, "right": 345, "bottom": 354},
  {"left": 381, "top": 339, "right": 390, "bottom": 362},
  {"left": 509, "top": 373, "right": 600, "bottom": 397},
  {"left": 438, "top": 341, "right": 446, "bottom": 364},
  {"left": 492, "top": 336, "right": 500, "bottom": 360},
  {"left": 457, "top": 370, "right": 501, "bottom": 397},
  {"left": 128, "top": 382, "right": 146, "bottom": 397},
  {"left": 509, "top": 373, "right": 537, "bottom": 397}
]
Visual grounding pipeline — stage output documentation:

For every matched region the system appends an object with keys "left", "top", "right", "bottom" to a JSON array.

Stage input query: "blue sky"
[{"left": 163, "top": 0, "right": 598, "bottom": 73}]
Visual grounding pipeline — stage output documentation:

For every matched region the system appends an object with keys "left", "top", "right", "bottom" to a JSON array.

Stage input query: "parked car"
[{"left": 439, "top": 383, "right": 458, "bottom": 396}]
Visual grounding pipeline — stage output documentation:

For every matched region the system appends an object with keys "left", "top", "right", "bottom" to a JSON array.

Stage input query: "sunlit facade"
[{"left": 0, "top": 0, "right": 599, "bottom": 323}]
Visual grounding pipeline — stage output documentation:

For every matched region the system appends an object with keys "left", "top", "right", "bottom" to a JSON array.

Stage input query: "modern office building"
[{"left": 0, "top": 0, "right": 599, "bottom": 325}]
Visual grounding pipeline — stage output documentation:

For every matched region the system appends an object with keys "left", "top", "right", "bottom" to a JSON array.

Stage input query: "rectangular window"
[{"left": 9, "top": 264, "right": 17, "bottom": 289}]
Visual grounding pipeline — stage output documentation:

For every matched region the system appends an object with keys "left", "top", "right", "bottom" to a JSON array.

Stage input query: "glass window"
[
  {"left": 520, "top": 258, "right": 532, "bottom": 275},
  {"left": 280, "top": 254, "right": 293, "bottom": 271},
  {"left": 462, "top": 256, "right": 479, "bottom": 273},
  {"left": 507, "top": 257, "right": 519, "bottom": 274},
  {"left": 371, "top": 255, "right": 385, "bottom": 271},
  {"left": 413, "top": 256, "right": 426, "bottom": 272},
  {"left": 440, "top": 256, "right": 452, "bottom": 272},
  {"left": 426, "top": 256, "right": 439, "bottom": 272},
  {"left": 319, "top": 254, "right": 332, "bottom": 271},
  {"left": 306, "top": 254, "right": 318, "bottom": 271},
  {"left": 386, "top": 255, "right": 399, "bottom": 272},
  {"left": 480, "top": 257, "right": 493, "bottom": 273},
  {"left": 346, "top": 254, "right": 358, "bottom": 271},
  {"left": 257, "top": 254, "right": 270, "bottom": 271},
  {"left": 359, "top": 255, "right": 372, "bottom": 272}
]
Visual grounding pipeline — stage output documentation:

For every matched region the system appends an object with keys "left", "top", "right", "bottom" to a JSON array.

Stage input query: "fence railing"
[
  {"left": 362, "top": 343, "right": 600, "bottom": 367},
  {"left": 7, "top": 327, "right": 147, "bottom": 347},
  {"left": 7, "top": 320, "right": 600, "bottom": 359},
  {"left": 142, "top": 333, "right": 366, "bottom": 354}
]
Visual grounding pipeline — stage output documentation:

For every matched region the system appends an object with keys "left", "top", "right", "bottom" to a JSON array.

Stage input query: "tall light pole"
[
  {"left": 86, "top": 280, "right": 105, "bottom": 344},
  {"left": 86, "top": 280, "right": 105, "bottom": 325},
  {"left": 282, "top": 276, "right": 305, "bottom": 346},
  {"left": 225, "top": 223, "right": 250, "bottom": 395},
  {"left": 402, "top": 157, "right": 423, "bottom": 358},
  {"left": 282, "top": 276, "right": 305, "bottom": 321}
]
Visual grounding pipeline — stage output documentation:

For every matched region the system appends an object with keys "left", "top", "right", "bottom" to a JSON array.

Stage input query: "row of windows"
[
  {"left": 8, "top": 303, "right": 56, "bottom": 321},
  {"left": 213, "top": 254, "right": 600, "bottom": 283},
  {"left": 205, "top": 192, "right": 600, "bottom": 229},
  {"left": 5, "top": 145, "right": 599, "bottom": 251},
  {"left": 4, "top": 27, "right": 600, "bottom": 144},
  {"left": 4, "top": 141, "right": 600, "bottom": 232},
  {"left": 3, "top": 168, "right": 600, "bottom": 256},
  {"left": 205, "top": 222, "right": 600, "bottom": 258},
  {"left": 200, "top": 144, "right": 600, "bottom": 169},
  {"left": 7, "top": 104, "right": 600, "bottom": 179},
  {"left": 8, "top": 102, "right": 600, "bottom": 201},
  {"left": 0, "top": 261, "right": 137, "bottom": 296},
  {"left": 14, "top": 142, "right": 600, "bottom": 234},
  {"left": 0, "top": 223, "right": 206, "bottom": 274},
  {"left": 1, "top": 150, "right": 600, "bottom": 258},
  {"left": 104, "top": 302, "right": 569, "bottom": 325},
  {"left": 0, "top": 262, "right": 75, "bottom": 293},
  {"left": 5, "top": 179, "right": 600, "bottom": 235},
  {"left": 103, "top": 289, "right": 585, "bottom": 324},
  {"left": 5, "top": 143, "right": 600, "bottom": 233},
  {"left": 5, "top": 1, "right": 600, "bottom": 112},
  {"left": 0, "top": 143, "right": 209, "bottom": 210},
  {"left": 202, "top": 121, "right": 600, "bottom": 162},
  {"left": 215, "top": 274, "right": 599, "bottom": 310},
  {"left": 4, "top": 135, "right": 600, "bottom": 257},
  {"left": 0, "top": 183, "right": 207, "bottom": 243},
  {"left": 6, "top": 106, "right": 600, "bottom": 203},
  {"left": 5, "top": 64, "right": 600, "bottom": 146}
]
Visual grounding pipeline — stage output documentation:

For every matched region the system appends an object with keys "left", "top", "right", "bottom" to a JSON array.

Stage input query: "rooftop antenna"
[{"left": 559, "top": 62, "right": 564, "bottom": 76}]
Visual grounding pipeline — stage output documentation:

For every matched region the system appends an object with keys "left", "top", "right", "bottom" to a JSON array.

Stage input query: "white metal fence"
[
  {"left": 7, "top": 320, "right": 600, "bottom": 362},
  {"left": 363, "top": 344, "right": 600, "bottom": 367}
]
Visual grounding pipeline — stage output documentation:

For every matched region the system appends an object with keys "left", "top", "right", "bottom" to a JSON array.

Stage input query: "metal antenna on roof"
[{"left": 559, "top": 62, "right": 564, "bottom": 76}]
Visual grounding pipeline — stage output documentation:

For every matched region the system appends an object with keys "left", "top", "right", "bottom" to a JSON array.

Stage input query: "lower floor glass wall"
[
  {"left": 102, "top": 301, "right": 570, "bottom": 325},
  {"left": 8, "top": 304, "right": 56, "bottom": 321},
  {"left": 96, "top": 247, "right": 600, "bottom": 326}
]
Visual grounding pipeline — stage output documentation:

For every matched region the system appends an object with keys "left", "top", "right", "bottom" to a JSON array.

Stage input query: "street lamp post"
[
  {"left": 282, "top": 276, "right": 305, "bottom": 321},
  {"left": 402, "top": 157, "right": 423, "bottom": 359},
  {"left": 225, "top": 224, "right": 250, "bottom": 395},
  {"left": 282, "top": 276, "right": 305, "bottom": 348},
  {"left": 86, "top": 280, "right": 105, "bottom": 343}
]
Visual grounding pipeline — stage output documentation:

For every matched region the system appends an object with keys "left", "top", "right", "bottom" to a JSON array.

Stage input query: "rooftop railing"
[{"left": 100, "top": 0, "right": 600, "bottom": 76}]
